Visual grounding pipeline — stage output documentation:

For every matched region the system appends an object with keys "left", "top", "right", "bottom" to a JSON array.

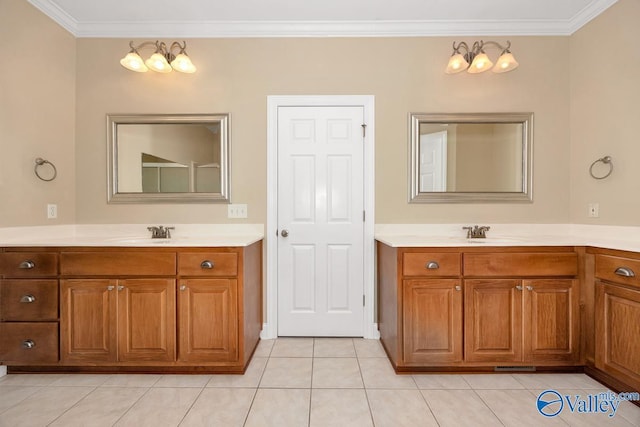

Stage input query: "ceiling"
[{"left": 28, "top": 0, "right": 618, "bottom": 38}]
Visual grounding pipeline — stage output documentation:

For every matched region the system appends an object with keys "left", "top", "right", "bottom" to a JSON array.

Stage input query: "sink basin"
[
  {"left": 466, "top": 237, "right": 523, "bottom": 244},
  {"left": 105, "top": 237, "right": 178, "bottom": 245}
]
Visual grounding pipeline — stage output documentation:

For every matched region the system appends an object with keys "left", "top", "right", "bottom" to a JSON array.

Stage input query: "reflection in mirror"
[
  {"left": 410, "top": 113, "right": 533, "bottom": 203},
  {"left": 108, "top": 114, "right": 229, "bottom": 203}
]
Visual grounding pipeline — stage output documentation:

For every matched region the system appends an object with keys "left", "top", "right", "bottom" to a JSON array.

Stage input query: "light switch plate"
[{"left": 228, "top": 204, "right": 248, "bottom": 218}]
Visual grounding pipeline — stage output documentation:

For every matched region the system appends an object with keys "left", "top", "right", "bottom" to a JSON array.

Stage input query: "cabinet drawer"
[
  {"left": 0, "top": 252, "right": 58, "bottom": 277},
  {"left": 60, "top": 252, "right": 176, "bottom": 276},
  {"left": 1, "top": 280, "right": 58, "bottom": 321},
  {"left": 595, "top": 255, "right": 640, "bottom": 289},
  {"left": 402, "top": 252, "right": 461, "bottom": 277},
  {"left": 0, "top": 322, "right": 59, "bottom": 364},
  {"left": 464, "top": 253, "right": 578, "bottom": 277},
  {"left": 178, "top": 252, "right": 238, "bottom": 277}
]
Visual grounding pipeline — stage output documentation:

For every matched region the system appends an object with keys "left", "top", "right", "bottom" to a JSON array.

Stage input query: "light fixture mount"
[
  {"left": 120, "top": 40, "right": 197, "bottom": 74},
  {"left": 445, "top": 40, "right": 518, "bottom": 75}
]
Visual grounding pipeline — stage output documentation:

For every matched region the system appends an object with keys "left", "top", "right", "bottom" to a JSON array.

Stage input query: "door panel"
[
  {"left": 178, "top": 279, "right": 238, "bottom": 362},
  {"left": 118, "top": 279, "right": 175, "bottom": 362},
  {"left": 60, "top": 279, "right": 117, "bottom": 363},
  {"left": 524, "top": 279, "right": 579, "bottom": 363},
  {"left": 278, "top": 106, "right": 364, "bottom": 336},
  {"left": 465, "top": 279, "right": 522, "bottom": 363}
]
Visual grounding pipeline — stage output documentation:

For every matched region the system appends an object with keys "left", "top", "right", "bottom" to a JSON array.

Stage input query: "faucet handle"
[
  {"left": 166, "top": 226, "right": 175, "bottom": 238},
  {"left": 462, "top": 226, "right": 473, "bottom": 238}
]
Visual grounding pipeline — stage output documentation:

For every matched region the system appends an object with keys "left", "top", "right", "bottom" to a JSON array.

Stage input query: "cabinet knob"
[
  {"left": 107, "top": 285, "right": 114, "bottom": 291},
  {"left": 20, "top": 294, "right": 36, "bottom": 303},
  {"left": 515, "top": 285, "right": 523, "bottom": 291},
  {"left": 426, "top": 261, "right": 440, "bottom": 270},
  {"left": 180, "top": 285, "right": 187, "bottom": 291},
  {"left": 455, "top": 285, "right": 461, "bottom": 291},
  {"left": 201, "top": 260, "right": 214, "bottom": 269},
  {"left": 117, "top": 285, "right": 124, "bottom": 291},
  {"left": 615, "top": 267, "right": 636, "bottom": 278},
  {"left": 19, "top": 260, "right": 35, "bottom": 269},
  {"left": 526, "top": 285, "right": 534, "bottom": 291},
  {"left": 22, "top": 339, "right": 36, "bottom": 349}
]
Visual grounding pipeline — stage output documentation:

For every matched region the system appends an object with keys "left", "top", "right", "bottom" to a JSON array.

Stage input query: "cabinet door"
[
  {"left": 117, "top": 279, "right": 176, "bottom": 362},
  {"left": 178, "top": 279, "right": 238, "bottom": 363},
  {"left": 60, "top": 279, "right": 117, "bottom": 363},
  {"left": 403, "top": 279, "right": 462, "bottom": 364},
  {"left": 523, "top": 279, "right": 579, "bottom": 364},
  {"left": 596, "top": 282, "right": 640, "bottom": 390},
  {"left": 465, "top": 279, "right": 522, "bottom": 363}
]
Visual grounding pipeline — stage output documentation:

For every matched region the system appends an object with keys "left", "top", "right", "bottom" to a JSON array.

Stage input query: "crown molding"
[{"left": 28, "top": 0, "right": 618, "bottom": 38}]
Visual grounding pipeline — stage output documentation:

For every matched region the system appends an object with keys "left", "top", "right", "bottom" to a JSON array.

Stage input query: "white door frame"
[{"left": 264, "top": 95, "right": 377, "bottom": 339}]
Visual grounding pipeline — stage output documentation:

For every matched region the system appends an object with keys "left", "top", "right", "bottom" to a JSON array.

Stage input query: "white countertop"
[
  {"left": 0, "top": 224, "right": 264, "bottom": 248},
  {"left": 375, "top": 224, "right": 640, "bottom": 253}
]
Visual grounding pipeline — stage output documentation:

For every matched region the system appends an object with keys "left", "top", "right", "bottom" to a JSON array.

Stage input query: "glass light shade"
[
  {"left": 120, "top": 52, "right": 148, "bottom": 72},
  {"left": 146, "top": 53, "right": 172, "bottom": 73},
  {"left": 445, "top": 53, "right": 469, "bottom": 74},
  {"left": 492, "top": 52, "right": 519, "bottom": 73},
  {"left": 467, "top": 52, "right": 493, "bottom": 74},
  {"left": 170, "top": 53, "right": 197, "bottom": 73}
]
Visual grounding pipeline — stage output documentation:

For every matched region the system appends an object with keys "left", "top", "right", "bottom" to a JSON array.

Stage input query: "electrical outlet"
[
  {"left": 47, "top": 204, "right": 57, "bottom": 219},
  {"left": 588, "top": 203, "right": 599, "bottom": 218},
  {"left": 227, "top": 204, "right": 248, "bottom": 219}
]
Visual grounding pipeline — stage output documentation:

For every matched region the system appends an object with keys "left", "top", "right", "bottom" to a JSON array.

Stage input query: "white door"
[
  {"left": 420, "top": 131, "right": 448, "bottom": 191},
  {"left": 277, "top": 106, "right": 365, "bottom": 336}
]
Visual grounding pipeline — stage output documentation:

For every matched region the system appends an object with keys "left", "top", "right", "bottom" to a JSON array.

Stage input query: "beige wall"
[
  {"left": 75, "top": 36, "right": 571, "bottom": 224},
  {"left": 0, "top": 0, "right": 76, "bottom": 226},
  {"left": 570, "top": 0, "right": 640, "bottom": 226}
]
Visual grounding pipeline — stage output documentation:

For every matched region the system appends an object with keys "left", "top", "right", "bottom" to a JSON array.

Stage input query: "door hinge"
[
  {"left": 361, "top": 124, "right": 366, "bottom": 138},
  {"left": 363, "top": 210, "right": 366, "bottom": 222},
  {"left": 363, "top": 295, "right": 365, "bottom": 306}
]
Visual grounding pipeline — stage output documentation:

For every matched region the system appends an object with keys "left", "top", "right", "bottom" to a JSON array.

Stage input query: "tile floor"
[{"left": 1, "top": 338, "right": 639, "bottom": 426}]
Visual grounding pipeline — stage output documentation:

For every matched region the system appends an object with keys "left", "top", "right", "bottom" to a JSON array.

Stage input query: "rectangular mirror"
[
  {"left": 107, "top": 114, "right": 230, "bottom": 203},
  {"left": 409, "top": 112, "right": 533, "bottom": 203}
]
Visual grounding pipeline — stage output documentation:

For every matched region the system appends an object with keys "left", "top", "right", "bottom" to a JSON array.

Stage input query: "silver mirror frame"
[
  {"left": 409, "top": 112, "right": 533, "bottom": 203},
  {"left": 107, "top": 113, "right": 230, "bottom": 204}
]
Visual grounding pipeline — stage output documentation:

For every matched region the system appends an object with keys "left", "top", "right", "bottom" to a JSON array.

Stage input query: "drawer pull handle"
[
  {"left": 426, "top": 261, "right": 439, "bottom": 270},
  {"left": 20, "top": 295, "right": 36, "bottom": 303},
  {"left": 201, "top": 260, "right": 214, "bottom": 269},
  {"left": 22, "top": 340, "right": 36, "bottom": 349},
  {"left": 516, "top": 285, "right": 523, "bottom": 291},
  {"left": 19, "top": 260, "right": 35, "bottom": 269},
  {"left": 615, "top": 267, "right": 636, "bottom": 278}
]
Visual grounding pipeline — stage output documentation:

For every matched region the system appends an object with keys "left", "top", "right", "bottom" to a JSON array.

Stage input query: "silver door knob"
[{"left": 281, "top": 229, "right": 289, "bottom": 237}]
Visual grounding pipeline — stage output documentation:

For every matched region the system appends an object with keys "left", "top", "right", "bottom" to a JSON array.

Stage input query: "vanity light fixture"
[
  {"left": 120, "top": 40, "right": 196, "bottom": 74},
  {"left": 445, "top": 40, "right": 518, "bottom": 74}
]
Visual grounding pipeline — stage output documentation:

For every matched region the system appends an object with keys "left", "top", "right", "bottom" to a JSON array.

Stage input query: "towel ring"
[
  {"left": 589, "top": 156, "right": 613, "bottom": 180},
  {"left": 34, "top": 157, "right": 57, "bottom": 182}
]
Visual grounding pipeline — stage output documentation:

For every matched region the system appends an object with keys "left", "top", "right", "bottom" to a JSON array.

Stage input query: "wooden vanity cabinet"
[
  {"left": 378, "top": 243, "right": 580, "bottom": 371},
  {"left": 0, "top": 250, "right": 59, "bottom": 365},
  {"left": 464, "top": 252, "right": 579, "bottom": 365},
  {"left": 59, "top": 251, "right": 177, "bottom": 365},
  {"left": 60, "top": 278, "right": 176, "bottom": 364},
  {"left": 594, "top": 252, "right": 640, "bottom": 392},
  {"left": 177, "top": 245, "right": 263, "bottom": 368}
]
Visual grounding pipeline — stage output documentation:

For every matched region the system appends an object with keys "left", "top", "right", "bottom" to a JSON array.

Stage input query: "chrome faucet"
[
  {"left": 147, "top": 225, "right": 175, "bottom": 239},
  {"left": 462, "top": 225, "right": 491, "bottom": 239}
]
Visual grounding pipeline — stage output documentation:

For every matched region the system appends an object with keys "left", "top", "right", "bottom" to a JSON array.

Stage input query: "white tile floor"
[{"left": 1, "top": 338, "right": 639, "bottom": 426}]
